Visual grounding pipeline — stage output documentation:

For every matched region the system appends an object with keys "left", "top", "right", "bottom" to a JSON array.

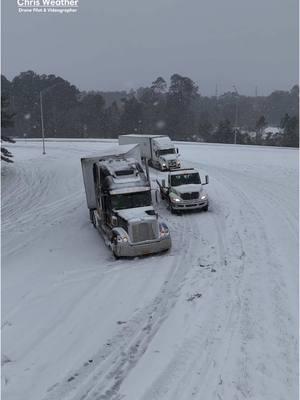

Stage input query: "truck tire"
[
  {"left": 90, "top": 209, "right": 97, "bottom": 227},
  {"left": 154, "top": 161, "right": 161, "bottom": 170},
  {"left": 113, "top": 250, "right": 120, "bottom": 260},
  {"left": 111, "top": 236, "right": 119, "bottom": 259},
  {"left": 89, "top": 209, "right": 94, "bottom": 222},
  {"left": 203, "top": 205, "right": 208, "bottom": 212},
  {"left": 170, "top": 204, "right": 181, "bottom": 215}
]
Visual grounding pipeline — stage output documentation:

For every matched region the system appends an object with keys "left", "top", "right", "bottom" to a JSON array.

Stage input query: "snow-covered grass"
[{"left": 1, "top": 140, "right": 299, "bottom": 400}]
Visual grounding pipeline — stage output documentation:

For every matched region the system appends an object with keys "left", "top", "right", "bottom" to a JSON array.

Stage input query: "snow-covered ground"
[{"left": 2, "top": 140, "right": 299, "bottom": 400}]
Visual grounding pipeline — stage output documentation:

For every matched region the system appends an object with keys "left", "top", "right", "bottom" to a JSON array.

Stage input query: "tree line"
[{"left": 1, "top": 71, "right": 299, "bottom": 150}]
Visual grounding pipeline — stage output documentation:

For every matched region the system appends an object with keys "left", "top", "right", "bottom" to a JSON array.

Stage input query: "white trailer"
[{"left": 118, "top": 134, "right": 181, "bottom": 171}]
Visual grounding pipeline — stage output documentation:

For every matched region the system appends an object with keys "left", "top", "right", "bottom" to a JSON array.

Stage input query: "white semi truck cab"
[
  {"left": 118, "top": 134, "right": 181, "bottom": 170},
  {"left": 81, "top": 145, "right": 171, "bottom": 258},
  {"left": 158, "top": 168, "right": 209, "bottom": 214}
]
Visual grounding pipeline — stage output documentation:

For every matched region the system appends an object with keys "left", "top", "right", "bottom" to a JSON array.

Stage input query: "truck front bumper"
[
  {"left": 168, "top": 163, "right": 181, "bottom": 170},
  {"left": 161, "top": 163, "right": 181, "bottom": 170},
  {"left": 171, "top": 199, "right": 208, "bottom": 211},
  {"left": 114, "top": 235, "right": 171, "bottom": 258}
]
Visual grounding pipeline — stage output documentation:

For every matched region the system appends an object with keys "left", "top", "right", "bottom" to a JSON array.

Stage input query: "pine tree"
[
  {"left": 119, "top": 96, "right": 143, "bottom": 134},
  {"left": 1, "top": 96, "right": 15, "bottom": 163},
  {"left": 281, "top": 113, "right": 299, "bottom": 147},
  {"left": 212, "top": 119, "right": 233, "bottom": 143},
  {"left": 151, "top": 77, "right": 167, "bottom": 94},
  {"left": 255, "top": 115, "right": 267, "bottom": 145},
  {"left": 166, "top": 74, "right": 199, "bottom": 139}
]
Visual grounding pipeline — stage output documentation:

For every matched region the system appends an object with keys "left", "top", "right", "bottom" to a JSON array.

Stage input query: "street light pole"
[
  {"left": 39, "top": 82, "right": 64, "bottom": 155},
  {"left": 234, "top": 104, "right": 238, "bottom": 145},
  {"left": 40, "top": 91, "right": 46, "bottom": 155},
  {"left": 233, "top": 85, "right": 239, "bottom": 144}
]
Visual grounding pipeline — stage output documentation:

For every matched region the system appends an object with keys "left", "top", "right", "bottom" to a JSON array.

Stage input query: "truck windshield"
[
  {"left": 111, "top": 191, "right": 152, "bottom": 210},
  {"left": 170, "top": 173, "right": 200, "bottom": 186},
  {"left": 158, "top": 148, "right": 175, "bottom": 155}
]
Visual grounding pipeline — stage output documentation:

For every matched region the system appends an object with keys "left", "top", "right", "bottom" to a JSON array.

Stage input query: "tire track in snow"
[
  {"left": 43, "top": 215, "right": 200, "bottom": 400},
  {"left": 2, "top": 157, "right": 84, "bottom": 257},
  {"left": 2, "top": 191, "right": 83, "bottom": 233},
  {"left": 196, "top": 165, "right": 298, "bottom": 400},
  {"left": 138, "top": 160, "right": 297, "bottom": 400},
  {"left": 219, "top": 172, "right": 298, "bottom": 399},
  {"left": 139, "top": 177, "right": 246, "bottom": 400}
]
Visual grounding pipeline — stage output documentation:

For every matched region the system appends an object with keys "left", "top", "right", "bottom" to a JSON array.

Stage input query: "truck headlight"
[
  {"left": 159, "top": 223, "right": 170, "bottom": 237},
  {"left": 162, "top": 163, "right": 166, "bottom": 167},
  {"left": 117, "top": 235, "right": 128, "bottom": 243},
  {"left": 171, "top": 196, "right": 181, "bottom": 202},
  {"left": 201, "top": 194, "right": 207, "bottom": 200}
]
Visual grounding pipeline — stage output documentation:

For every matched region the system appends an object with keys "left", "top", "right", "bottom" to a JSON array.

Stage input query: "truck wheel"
[
  {"left": 89, "top": 209, "right": 94, "bottom": 223},
  {"left": 90, "top": 210, "right": 97, "bottom": 227},
  {"left": 168, "top": 199, "right": 178, "bottom": 214},
  {"left": 203, "top": 205, "right": 208, "bottom": 212},
  {"left": 113, "top": 249, "right": 120, "bottom": 259},
  {"left": 170, "top": 206, "right": 180, "bottom": 215},
  {"left": 111, "top": 236, "right": 120, "bottom": 259}
]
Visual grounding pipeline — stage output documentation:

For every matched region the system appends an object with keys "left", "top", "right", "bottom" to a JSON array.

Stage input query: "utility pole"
[
  {"left": 233, "top": 85, "right": 239, "bottom": 144},
  {"left": 40, "top": 91, "right": 46, "bottom": 155},
  {"left": 39, "top": 82, "right": 64, "bottom": 155}
]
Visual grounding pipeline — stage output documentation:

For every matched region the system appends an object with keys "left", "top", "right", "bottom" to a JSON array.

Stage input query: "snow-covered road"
[{"left": 2, "top": 140, "right": 299, "bottom": 400}]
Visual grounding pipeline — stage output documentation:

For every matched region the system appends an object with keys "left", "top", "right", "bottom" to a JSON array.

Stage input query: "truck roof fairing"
[
  {"left": 101, "top": 160, "right": 149, "bottom": 193},
  {"left": 152, "top": 136, "right": 173, "bottom": 147},
  {"left": 99, "top": 157, "right": 139, "bottom": 177}
]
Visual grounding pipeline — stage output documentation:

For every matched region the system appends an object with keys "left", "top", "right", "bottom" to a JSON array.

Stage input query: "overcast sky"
[{"left": 1, "top": 0, "right": 299, "bottom": 95}]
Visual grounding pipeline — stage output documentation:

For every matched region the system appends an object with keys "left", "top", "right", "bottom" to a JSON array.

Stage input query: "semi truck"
[
  {"left": 81, "top": 144, "right": 171, "bottom": 258},
  {"left": 157, "top": 168, "right": 209, "bottom": 214},
  {"left": 118, "top": 134, "right": 181, "bottom": 171}
]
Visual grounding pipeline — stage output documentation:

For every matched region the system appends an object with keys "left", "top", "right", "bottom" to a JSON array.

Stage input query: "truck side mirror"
[
  {"left": 204, "top": 175, "right": 209, "bottom": 185},
  {"left": 162, "top": 179, "right": 166, "bottom": 187},
  {"left": 111, "top": 216, "right": 118, "bottom": 226}
]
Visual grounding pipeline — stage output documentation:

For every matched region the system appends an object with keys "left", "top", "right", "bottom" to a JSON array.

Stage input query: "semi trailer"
[
  {"left": 118, "top": 134, "right": 181, "bottom": 170},
  {"left": 157, "top": 168, "right": 209, "bottom": 214},
  {"left": 81, "top": 144, "right": 171, "bottom": 258}
]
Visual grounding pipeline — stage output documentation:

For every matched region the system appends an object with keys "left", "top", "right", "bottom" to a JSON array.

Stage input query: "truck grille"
[
  {"left": 131, "top": 222, "right": 157, "bottom": 243},
  {"left": 181, "top": 192, "right": 199, "bottom": 200},
  {"left": 168, "top": 160, "right": 177, "bottom": 168}
]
